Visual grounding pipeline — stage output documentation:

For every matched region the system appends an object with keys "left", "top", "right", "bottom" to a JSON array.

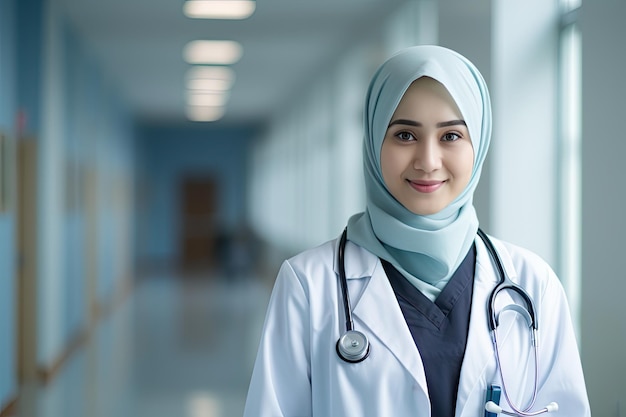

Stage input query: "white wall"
[
  {"left": 491, "top": 0, "right": 560, "bottom": 266},
  {"left": 580, "top": 2, "right": 626, "bottom": 415}
]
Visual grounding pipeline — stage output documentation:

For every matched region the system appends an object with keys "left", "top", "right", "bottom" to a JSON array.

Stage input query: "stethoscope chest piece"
[{"left": 336, "top": 330, "right": 370, "bottom": 363}]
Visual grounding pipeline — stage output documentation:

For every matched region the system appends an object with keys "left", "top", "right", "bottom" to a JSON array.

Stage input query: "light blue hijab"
[{"left": 347, "top": 45, "right": 492, "bottom": 301}]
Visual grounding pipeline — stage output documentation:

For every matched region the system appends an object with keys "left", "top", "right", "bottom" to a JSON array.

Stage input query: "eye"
[
  {"left": 441, "top": 132, "right": 462, "bottom": 142},
  {"left": 395, "top": 131, "right": 415, "bottom": 141}
]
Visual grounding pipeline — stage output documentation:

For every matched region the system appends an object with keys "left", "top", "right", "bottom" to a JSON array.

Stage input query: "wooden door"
[{"left": 180, "top": 178, "right": 217, "bottom": 271}]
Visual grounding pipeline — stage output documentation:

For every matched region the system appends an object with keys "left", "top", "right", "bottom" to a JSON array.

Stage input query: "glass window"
[
  {"left": 558, "top": 18, "right": 582, "bottom": 339},
  {"left": 561, "top": 0, "right": 582, "bottom": 13}
]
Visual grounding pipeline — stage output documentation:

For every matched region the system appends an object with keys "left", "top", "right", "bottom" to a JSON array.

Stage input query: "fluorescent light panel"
[
  {"left": 184, "top": 66, "right": 235, "bottom": 120},
  {"left": 187, "top": 91, "right": 230, "bottom": 107},
  {"left": 186, "top": 66, "right": 235, "bottom": 82},
  {"left": 184, "top": 0, "right": 256, "bottom": 20},
  {"left": 188, "top": 79, "right": 232, "bottom": 91},
  {"left": 187, "top": 105, "right": 225, "bottom": 122},
  {"left": 184, "top": 40, "right": 242, "bottom": 65}
]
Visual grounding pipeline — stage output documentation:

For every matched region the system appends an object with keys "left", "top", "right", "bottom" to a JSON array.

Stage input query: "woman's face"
[{"left": 381, "top": 77, "right": 474, "bottom": 216}]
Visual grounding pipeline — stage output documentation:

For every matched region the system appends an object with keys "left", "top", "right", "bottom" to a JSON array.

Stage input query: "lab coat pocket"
[{"left": 328, "top": 338, "right": 430, "bottom": 416}]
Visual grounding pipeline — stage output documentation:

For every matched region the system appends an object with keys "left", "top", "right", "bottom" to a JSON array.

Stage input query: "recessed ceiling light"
[
  {"left": 186, "top": 105, "right": 225, "bottom": 122},
  {"left": 187, "top": 91, "right": 230, "bottom": 107},
  {"left": 183, "top": 40, "right": 242, "bottom": 65},
  {"left": 186, "top": 66, "right": 235, "bottom": 83},
  {"left": 188, "top": 79, "right": 232, "bottom": 91},
  {"left": 183, "top": 0, "right": 256, "bottom": 20}
]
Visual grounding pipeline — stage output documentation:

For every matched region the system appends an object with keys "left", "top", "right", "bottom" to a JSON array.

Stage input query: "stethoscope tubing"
[
  {"left": 492, "top": 325, "right": 541, "bottom": 415},
  {"left": 477, "top": 228, "right": 538, "bottom": 332},
  {"left": 337, "top": 228, "right": 354, "bottom": 332}
]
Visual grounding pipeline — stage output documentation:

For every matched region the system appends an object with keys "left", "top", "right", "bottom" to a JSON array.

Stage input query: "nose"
[{"left": 413, "top": 138, "right": 442, "bottom": 173}]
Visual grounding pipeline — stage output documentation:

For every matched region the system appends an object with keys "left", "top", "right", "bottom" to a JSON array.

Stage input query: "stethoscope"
[{"left": 335, "top": 228, "right": 559, "bottom": 416}]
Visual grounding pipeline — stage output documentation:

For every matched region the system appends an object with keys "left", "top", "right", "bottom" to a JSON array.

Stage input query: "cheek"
[
  {"left": 380, "top": 140, "right": 408, "bottom": 186},
  {"left": 456, "top": 146, "right": 475, "bottom": 184}
]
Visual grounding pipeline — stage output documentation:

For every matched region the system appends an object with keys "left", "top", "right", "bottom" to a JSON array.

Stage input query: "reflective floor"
[{"left": 15, "top": 272, "right": 271, "bottom": 417}]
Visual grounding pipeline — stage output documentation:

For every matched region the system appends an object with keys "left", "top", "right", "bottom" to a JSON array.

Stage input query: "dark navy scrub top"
[{"left": 381, "top": 244, "right": 476, "bottom": 417}]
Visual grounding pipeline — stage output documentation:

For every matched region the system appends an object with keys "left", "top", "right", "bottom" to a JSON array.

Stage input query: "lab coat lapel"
[
  {"left": 343, "top": 245, "right": 429, "bottom": 395},
  {"left": 456, "top": 236, "right": 518, "bottom": 416}
]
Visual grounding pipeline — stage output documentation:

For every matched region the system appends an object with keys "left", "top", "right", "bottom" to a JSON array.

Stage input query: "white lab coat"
[{"left": 244, "top": 234, "right": 590, "bottom": 416}]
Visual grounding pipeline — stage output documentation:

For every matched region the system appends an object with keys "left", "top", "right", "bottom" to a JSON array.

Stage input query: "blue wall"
[
  {"left": 0, "top": 0, "right": 18, "bottom": 410},
  {"left": 135, "top": 123, "right": 258, "bottom": 264},
  {"left": 1, "top": 0, "right": 136, "bottom": 407},
  {"left": 35, "top": 9, "right": 135, "bottom": 367},
  {"left": 16, "top": 0, "right": 43, "bottom": 136}
]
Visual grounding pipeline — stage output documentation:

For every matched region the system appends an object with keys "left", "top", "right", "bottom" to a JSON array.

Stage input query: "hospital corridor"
[
  {"left": 14, "top": 271, "right": 271, "bottom": 417},
  {"left": 1, "top": 1, "right": 626, "bottom": 416}
]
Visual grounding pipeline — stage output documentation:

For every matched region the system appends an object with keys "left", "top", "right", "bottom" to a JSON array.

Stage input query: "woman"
[{"left": 243, "top": 45, "right": 590, "bottom": 417}]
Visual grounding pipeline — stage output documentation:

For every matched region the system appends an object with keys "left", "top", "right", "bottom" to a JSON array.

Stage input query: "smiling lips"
[{"left": 407, "top": 179, "right": 445, "bottom": 193}]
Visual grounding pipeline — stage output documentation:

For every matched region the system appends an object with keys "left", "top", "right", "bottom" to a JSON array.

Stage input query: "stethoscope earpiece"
[{"left": 336, "top": 330, "right": 370, "bottom": 363}]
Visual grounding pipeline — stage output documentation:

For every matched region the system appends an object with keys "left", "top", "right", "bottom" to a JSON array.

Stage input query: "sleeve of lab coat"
[
  {"left": 243, "top": 260, "right": 313, "bottom": 417},
  {"left": 536, "top": 265, "right": 591, "bottom": 416}
]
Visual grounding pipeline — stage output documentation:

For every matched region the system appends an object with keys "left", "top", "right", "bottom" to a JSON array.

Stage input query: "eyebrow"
[{"left": 387, "top": 119, "right": 467, "bottom": 128}]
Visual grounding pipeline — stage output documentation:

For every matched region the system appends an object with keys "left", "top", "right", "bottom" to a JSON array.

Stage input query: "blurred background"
[{"left": 0, "top": 0, "right": 624, "bottom": 416}]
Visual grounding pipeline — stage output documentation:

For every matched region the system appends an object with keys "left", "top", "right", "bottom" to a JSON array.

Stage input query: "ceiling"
[{"left": 59, "top": 0, "right": 408, "bottom": 126}]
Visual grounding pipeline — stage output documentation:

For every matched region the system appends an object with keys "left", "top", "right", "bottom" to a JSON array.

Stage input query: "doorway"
[{"left": 180, "top": 177, "right": 218, "bottom": 272}]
